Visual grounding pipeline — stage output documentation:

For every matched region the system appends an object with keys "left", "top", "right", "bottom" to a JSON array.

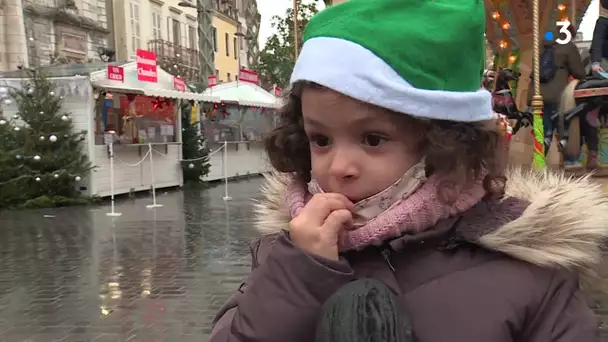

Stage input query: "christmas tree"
[
  {"left": 180, "top": 100, "right": 210, "bottom": 184},
  {"left": 0, "top": 70, "right": 91, "bottom": 208}
]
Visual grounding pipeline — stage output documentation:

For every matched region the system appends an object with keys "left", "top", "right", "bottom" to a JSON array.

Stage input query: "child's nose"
[{"left": 328, "top": 151, "right": 359, "bottom": 180}]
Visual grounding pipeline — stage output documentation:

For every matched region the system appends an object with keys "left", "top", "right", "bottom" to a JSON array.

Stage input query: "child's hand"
[{"left": 289, "top": 193, "right": 354, "bottom": 261}]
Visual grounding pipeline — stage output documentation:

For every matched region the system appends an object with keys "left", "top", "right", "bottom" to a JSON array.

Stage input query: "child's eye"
[
  {"left": 363, "top": 134, "right": 388, "bottom": 147},
  {"left": 309, "top": 134, "right": 331, "bottom": 147}
]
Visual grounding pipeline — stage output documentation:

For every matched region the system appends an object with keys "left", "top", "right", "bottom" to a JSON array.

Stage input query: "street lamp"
[{"left": 178, "top": 0, "right": 215, "bottom": 84}]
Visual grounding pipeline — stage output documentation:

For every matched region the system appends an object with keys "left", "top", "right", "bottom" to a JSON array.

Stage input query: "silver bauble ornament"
[
  {"left": 3, "top": 98, "right": 12, "bottom": 105},
  {"left": 0, "top": 120, "right": 6, "bottom": 125},
  {"left": 33, "top": 155, "right": 41, "bottom": 161},
  {"left": 75, "top": 176, "right": 81, "bottom": 181},
  {"left": 35, "top": 177, "right": 41, "bottom": 182},
  {"left": 61, "top": 115, "right": 69, "bottom": 121},
  {"left": 49, "top": 135, "right": 57, "bottom": 142},
  {"left": 13, "top": 127, "right": 19, "bottom": 131},
  {"left": 39, "top": 136, "right": 45, "bottom": 141},
  {"left": 188, "top": 163, "right": 194, "bottom": 169},
  {"left": 53, "top": 174, "right": 59, "bottom": 178}
]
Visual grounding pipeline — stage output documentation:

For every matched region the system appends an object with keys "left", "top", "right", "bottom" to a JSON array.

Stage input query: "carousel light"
[
  {"left": 499, "top": 41, "right": 508, "bottom": 49},
  {"left": 502, "top": 23, "right": 510, "bottom": 30},
  {"left": 561, "top": 17, "right": 569, "bottom": 22},
  {"left": 491, "top": 12, "right": 500, "bottom": 19},
  {"left": 558, "top": 4, "right": 566, "bottom": 11},
  {"left": 509, "top": 55, "right": 517, "bottom": 63}
]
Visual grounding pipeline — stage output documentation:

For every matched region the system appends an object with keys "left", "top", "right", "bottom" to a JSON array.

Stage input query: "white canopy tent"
[
  {"left": 202, "top": 81, "right": 281, "bottom": 108},
  {"left": 89, "top": 62, "right": 220, "bottom": 102}
]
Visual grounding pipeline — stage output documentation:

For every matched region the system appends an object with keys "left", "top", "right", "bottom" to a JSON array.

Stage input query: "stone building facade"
[{"left": 0, "top": 0, "right": 110, "bottom": 72}]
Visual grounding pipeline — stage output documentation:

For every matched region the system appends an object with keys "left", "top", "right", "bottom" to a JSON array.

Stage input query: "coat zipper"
[{"left": 381, "top": 248, "right": 396, "bottom": 272}]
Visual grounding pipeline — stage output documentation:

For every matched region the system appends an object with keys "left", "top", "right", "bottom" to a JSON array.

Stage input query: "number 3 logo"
[{"left": 556, "top": 21, "right": 572, "bottom": 45}]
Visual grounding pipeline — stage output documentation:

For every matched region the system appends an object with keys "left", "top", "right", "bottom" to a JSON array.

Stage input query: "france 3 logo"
[{"left": 544, "top": 21, "right": 573, "bottom": 45}]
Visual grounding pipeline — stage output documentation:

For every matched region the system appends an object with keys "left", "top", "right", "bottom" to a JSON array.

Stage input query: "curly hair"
[{"left": 264, "top": 82, "right": 508, "bottom": 201}]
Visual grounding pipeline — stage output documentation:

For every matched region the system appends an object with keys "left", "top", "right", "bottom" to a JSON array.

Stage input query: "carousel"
[{"left": 483, "top": 0, "right": 608, "bottom": 175}]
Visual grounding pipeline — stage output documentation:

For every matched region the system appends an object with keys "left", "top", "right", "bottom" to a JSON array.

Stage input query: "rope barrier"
[
  {"left": 151, "top": 143, "right": 224, "bottom": 161},
  {"left": 113, "top": 149, "right": 151, "bottom": 167}
]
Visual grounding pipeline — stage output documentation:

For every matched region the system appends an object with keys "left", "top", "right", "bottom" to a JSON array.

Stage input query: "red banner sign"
[
  {"left": 107, "top": 65, "right": 124, "bottom": 82},
  {"left": 273, "top": 86, "right": 282, "bottom": 97},
  {"left": 173, "top": 77, "right": 186, "bottom": 91},
  {"left": 208, "top": 75, "right": 217, "bottom": 87},
  {"left": 239, "top": 69, "right": 259, "bottom": 84},
  {"left": 136, "top": 49, "right": 158, "bottom": 83}
]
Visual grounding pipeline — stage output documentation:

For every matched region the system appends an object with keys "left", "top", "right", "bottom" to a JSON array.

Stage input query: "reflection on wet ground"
[
  {"left": 0, "top": 178, "right": 261, "bottom": 341},
  {"left": 0, "top": 176, "right": 607, "bottom": 341}
]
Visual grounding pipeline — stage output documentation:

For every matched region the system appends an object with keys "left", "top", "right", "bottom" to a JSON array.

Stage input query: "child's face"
[{"left": 301, "top": 87, "right": 424, "bottom": 202}]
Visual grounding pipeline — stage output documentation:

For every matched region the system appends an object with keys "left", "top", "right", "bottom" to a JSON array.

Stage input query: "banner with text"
[
  {"left": 107, "top": 65, "right": 124, "bottom": 82},
  {"left": 173, "top": 77, "right": 186, "bottom": 91},
  {"left": 239, "top": 69, "right": 259, "bottom": 85},
  {"left": 136, "top": 49, "right": 158, "bottom": 83},
  {"left": 208, "top": 75, "right": 217, "bottom": 87}
]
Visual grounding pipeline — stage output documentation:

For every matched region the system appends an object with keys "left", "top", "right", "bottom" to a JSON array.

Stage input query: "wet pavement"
[
  {"left": 0, "top": 178, "right": 262, "bottom": 341},
  {"left": 0, "top": 176, "right": 607, "bottom": 341}
]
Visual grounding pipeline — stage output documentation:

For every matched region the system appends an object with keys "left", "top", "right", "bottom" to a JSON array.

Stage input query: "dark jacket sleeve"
[
  {"left": 591, "top": 17, "right": 608, "bottom": 63},
  {"left": 209, "top": 231, "right": 355, "bottom": 342},
  {"left": 524, "top": 270, "right": 599, "bottom": 341},
  {"left": 566, "top": 42, "right": 586, "bottom": 80}
]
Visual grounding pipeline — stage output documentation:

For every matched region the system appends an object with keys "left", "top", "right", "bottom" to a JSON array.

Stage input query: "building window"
[
  {"left": 172, "top": 18, "right": 181, "bottom": 45},
  {"left": 227, "top": 72, "right": 231, "bottom": 81},
  {"left": 152, "top": 6, "right": 162, "bottom": 40},
  {"left": 212, "top": 27, "right": 218, "bottom": 52},
  {"left": 233, "top": 37, "right": 237, "bottom": 60},
  {"left": 225, "top": 33, "right": 229, "bottom": 56},
  {"left": 188, "top": 26, "right": 197, "bottom": 50},
  {"left": 129, "top": 1, "right": 141, "bottom": 54}
]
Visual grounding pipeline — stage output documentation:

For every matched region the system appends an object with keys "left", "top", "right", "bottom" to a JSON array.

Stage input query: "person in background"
[
  {"left": 590, "top": 0, "right": 608, "bottom": 72},
  {"left": 531, "top": 23, "right": 586, "bottom": 168},
  {"left": 209, "top": 1, "right": 607, "bottom": 341}
]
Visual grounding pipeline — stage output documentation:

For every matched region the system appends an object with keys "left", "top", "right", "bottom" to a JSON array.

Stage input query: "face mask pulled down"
[{"left": 286, "top": 161, "right": 488, "bottom": 251}]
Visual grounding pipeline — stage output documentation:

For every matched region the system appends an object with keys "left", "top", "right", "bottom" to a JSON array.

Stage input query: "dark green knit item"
[
  {"left": 303, "top": 0, "right": 486, "bottom": 92},
  {"left": 315, "top": 278, "right": 416, "bottom": 342}
]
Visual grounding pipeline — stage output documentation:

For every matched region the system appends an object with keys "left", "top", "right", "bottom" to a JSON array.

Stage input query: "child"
[{"left": 210, "top": 0, "right": 608, "bottom": 341}]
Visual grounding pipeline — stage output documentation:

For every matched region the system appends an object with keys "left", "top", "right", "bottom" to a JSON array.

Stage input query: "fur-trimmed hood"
[{"left": 253, "top": 166, "right": 608, "bottom": 281}]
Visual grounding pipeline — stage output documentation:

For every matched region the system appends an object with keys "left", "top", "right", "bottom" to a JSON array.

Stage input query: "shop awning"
[
  {"left": 89, "top": 62, "right": 220, "bottom": 103},
  {"left": 202, "top": 81, "right": 281, "bottom": 108}
]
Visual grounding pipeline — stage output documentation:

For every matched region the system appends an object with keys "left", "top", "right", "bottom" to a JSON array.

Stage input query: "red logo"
[
  {"left": 208, "top": 75, "right": 217, "bottom": 87},
  {"left": 174, "top": 77, "right": 186, "bottom": 91},
  {"left": 136, "top": 49, "right": 157, "bottom": 83},
  {"left": 107, "top": 65, "right": 124, "bottom": 82},
  {"left": 239, "top": 69, "right": 259, "bottom": 84}
]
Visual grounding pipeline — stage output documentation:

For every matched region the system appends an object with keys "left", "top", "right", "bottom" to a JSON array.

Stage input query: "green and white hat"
[{"left": 290, "top": 0, "right": 493, "bottom": 122}]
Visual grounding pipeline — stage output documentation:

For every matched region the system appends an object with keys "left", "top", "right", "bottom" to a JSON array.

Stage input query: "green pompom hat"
[{"left": 290, "top": 0, "right": 493, "bottom": 122}]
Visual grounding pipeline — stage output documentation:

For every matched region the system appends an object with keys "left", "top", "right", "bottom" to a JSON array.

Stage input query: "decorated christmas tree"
[
  {"left": 0, "top": 70, "right": 91, "bottom": 208},
  {"left": 180, "top": 100, "right": 210, "bottom": 184}
]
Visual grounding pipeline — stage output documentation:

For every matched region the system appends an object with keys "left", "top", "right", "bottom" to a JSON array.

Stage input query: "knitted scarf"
[{"left": 286, "top": 168, "right": 488, "bottom": 251}]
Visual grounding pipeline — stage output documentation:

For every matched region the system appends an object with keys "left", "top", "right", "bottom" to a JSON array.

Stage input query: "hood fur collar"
[{"left": 253, "top": 167, "right": 608, "bottom": 281}]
